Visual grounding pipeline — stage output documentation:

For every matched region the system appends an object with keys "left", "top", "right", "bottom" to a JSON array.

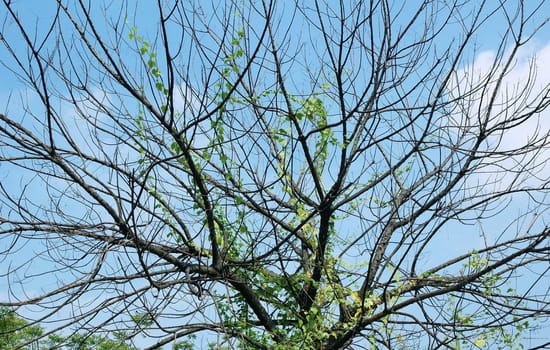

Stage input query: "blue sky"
[{"left": 1, "top": 1, "right": 550, "bottom": 349}]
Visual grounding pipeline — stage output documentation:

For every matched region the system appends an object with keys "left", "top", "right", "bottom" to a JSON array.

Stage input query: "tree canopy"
[
  {"left": 0, "top": 306, "right": 137, "bottom": 350},
  {"left": 1, "top": 1, "right": 549, "bottom": 349}
]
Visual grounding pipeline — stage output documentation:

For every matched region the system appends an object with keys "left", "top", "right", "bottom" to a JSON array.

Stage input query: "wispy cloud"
[{"left": 448, "top": 41, "right": 550, "bottom": 190}]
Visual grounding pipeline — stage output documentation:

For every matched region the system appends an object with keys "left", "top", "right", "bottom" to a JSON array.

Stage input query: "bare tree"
[{"left": 1, "top": 1, "right": 549, "bottom": 349}]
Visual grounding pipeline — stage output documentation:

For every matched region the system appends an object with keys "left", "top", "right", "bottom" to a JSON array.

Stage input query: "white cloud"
[
  {"left": 173, "top": 82, "right": 204, "bottom": 115},
  {"left": 448, "top": 41, "right": 550, "bottom": 191}
]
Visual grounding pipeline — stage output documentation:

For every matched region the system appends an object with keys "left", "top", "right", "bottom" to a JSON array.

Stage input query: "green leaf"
[
  {"left": 235, "top": 195, "right": 243, "bottom": 205},
  {"left": 170, "top": 141, "right": 181, "bottom": 153}
]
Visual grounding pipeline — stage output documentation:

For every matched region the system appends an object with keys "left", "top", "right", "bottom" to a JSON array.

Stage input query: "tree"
[
  {"left": 0, "top": 307, "right": 42, "bottom": 350},
  {"left": 1, "top": 1, "right": 549, "bottom": 349},
  {"left": 0, "top": 307, "right": 136, "bottom": 349}
]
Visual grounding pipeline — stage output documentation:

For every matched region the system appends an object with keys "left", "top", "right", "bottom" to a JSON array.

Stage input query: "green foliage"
[
  {"left": 172, "top": 334, "right": 197, "bottom": 350},
  {"left": 0, "top": 307, "right": 42, "bottom": 350},
  {"left": 436, "top": 252, "right": 533, "bottom": 350},
  {"left": 57, "top": 333, "right": 136, "bottom": 350},
  {"left": 0, "top": 307, "right": 137, "bottom": 350},
  {"left": 128, "top": 26, "right": 167, "bottom": 97}
]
